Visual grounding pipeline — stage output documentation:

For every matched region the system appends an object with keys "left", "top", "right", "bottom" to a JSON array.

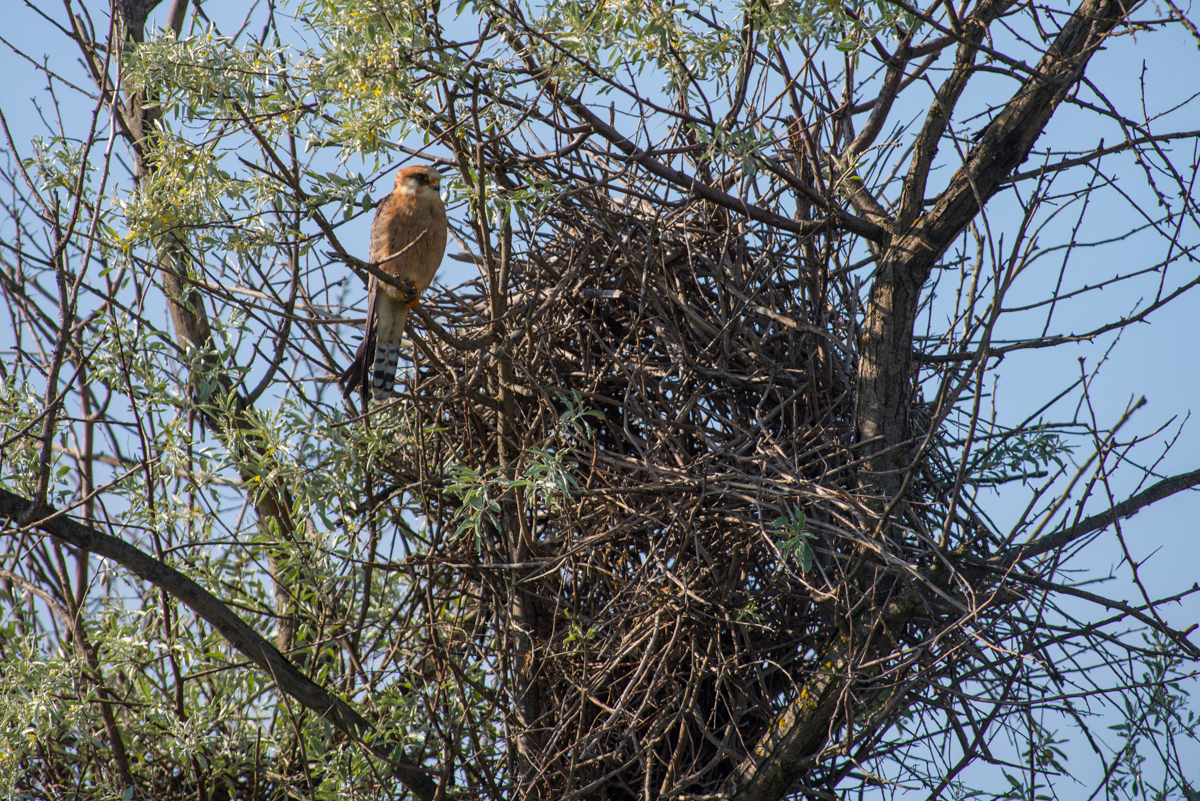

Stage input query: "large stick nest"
[{"left": 366, "top": 186, "right": 939, "bottom": 796}]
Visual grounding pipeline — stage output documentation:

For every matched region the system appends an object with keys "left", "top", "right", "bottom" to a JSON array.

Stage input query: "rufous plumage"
[{"left": 341, "top": 165, "right": 447, "bottom": 401}]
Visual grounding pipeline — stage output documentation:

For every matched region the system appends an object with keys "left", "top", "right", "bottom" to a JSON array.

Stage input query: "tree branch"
[
  {"left": 1002, "top": 129, "right": 1200, "bottom": 185},
  {"left": 0, "top": 488, "right": 438, "bottom": 801},
  {"left": 998, "top": 467, "right": 1200, "bottom": 567}
]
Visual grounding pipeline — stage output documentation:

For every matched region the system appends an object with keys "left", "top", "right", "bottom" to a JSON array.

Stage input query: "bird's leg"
[{"left": 399, "top": 278, "right": 421, "bottom": 307}]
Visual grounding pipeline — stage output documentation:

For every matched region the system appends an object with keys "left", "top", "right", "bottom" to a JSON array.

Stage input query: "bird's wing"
[
  {"left": 370, "top": 190, "right": 404, "bottom": 268},
  {"left": 339, "top": 192, "right": 397, "bottom": 399}
]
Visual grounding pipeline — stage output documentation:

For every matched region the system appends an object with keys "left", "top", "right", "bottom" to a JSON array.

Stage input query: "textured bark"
[
  {"left": 856, "top": 0, "right": 1135, "bottom": 505},
  {"left": 722, "top": 635, "right": 852, "bottom": 801},
  {"left": 733, "top": 0, "right": 1141, "bottom": 798}
]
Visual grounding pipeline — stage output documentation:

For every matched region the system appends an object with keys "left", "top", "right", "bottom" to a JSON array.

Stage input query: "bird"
[{"left": 340, "top": 165, "right": 447, "bottom": 402}]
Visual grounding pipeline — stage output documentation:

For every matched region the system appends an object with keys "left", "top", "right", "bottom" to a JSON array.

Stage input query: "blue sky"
[{"left": 2, "top": 0, "right": 1198, "bottom": 795}]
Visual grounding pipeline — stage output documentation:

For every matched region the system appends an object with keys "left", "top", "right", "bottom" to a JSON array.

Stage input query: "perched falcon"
[{"left": 340, "top": 165, "right": 447, "bottom": 401}]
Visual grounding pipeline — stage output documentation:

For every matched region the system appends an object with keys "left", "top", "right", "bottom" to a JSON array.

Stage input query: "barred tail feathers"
[{"left": 370, "top": 299, "right": 409, "bottom": 400}]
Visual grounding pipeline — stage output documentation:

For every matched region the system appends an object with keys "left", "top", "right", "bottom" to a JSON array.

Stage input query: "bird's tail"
[
  {"left": 369, "top": 304, "right": 409, "bottom": 401},
  {"left": 339, "top": 324, "right": 374, "bottom": 400}
]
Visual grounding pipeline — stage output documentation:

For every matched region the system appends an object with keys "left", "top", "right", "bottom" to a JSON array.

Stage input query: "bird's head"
[{"left": 395, "top": 165, "right": 442, "bottom": 198}]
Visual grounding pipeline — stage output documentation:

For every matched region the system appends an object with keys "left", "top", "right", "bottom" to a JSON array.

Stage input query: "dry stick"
[
  {"left": 996, "top": 465, "right": 1200, "bottom": 569},
  {"left": 497, "top": 20, "right": 887, "bottom": 244},
  {"left": 0, "top": 488, "right": 438, "bottom": 801},
  {"left": 733, "top": 0, "right": 1152, "bottom": 793}
]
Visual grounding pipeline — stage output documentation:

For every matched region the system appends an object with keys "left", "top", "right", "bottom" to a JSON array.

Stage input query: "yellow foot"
[{"left": 398, "top": 278, "right": 420, "bottom": 305}]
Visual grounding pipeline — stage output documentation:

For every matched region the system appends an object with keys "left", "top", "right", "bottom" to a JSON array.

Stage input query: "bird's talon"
[
  {"left": 401, "top": 280, "right": 420, "bottom": 304},
  {"left": 340, "top": 164, "right": 446, "bottom": 402}
]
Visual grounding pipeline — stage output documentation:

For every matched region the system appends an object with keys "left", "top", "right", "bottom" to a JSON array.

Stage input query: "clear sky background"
[{"left": 2, "top": 0, "right": 1198, "bottom": 794}]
